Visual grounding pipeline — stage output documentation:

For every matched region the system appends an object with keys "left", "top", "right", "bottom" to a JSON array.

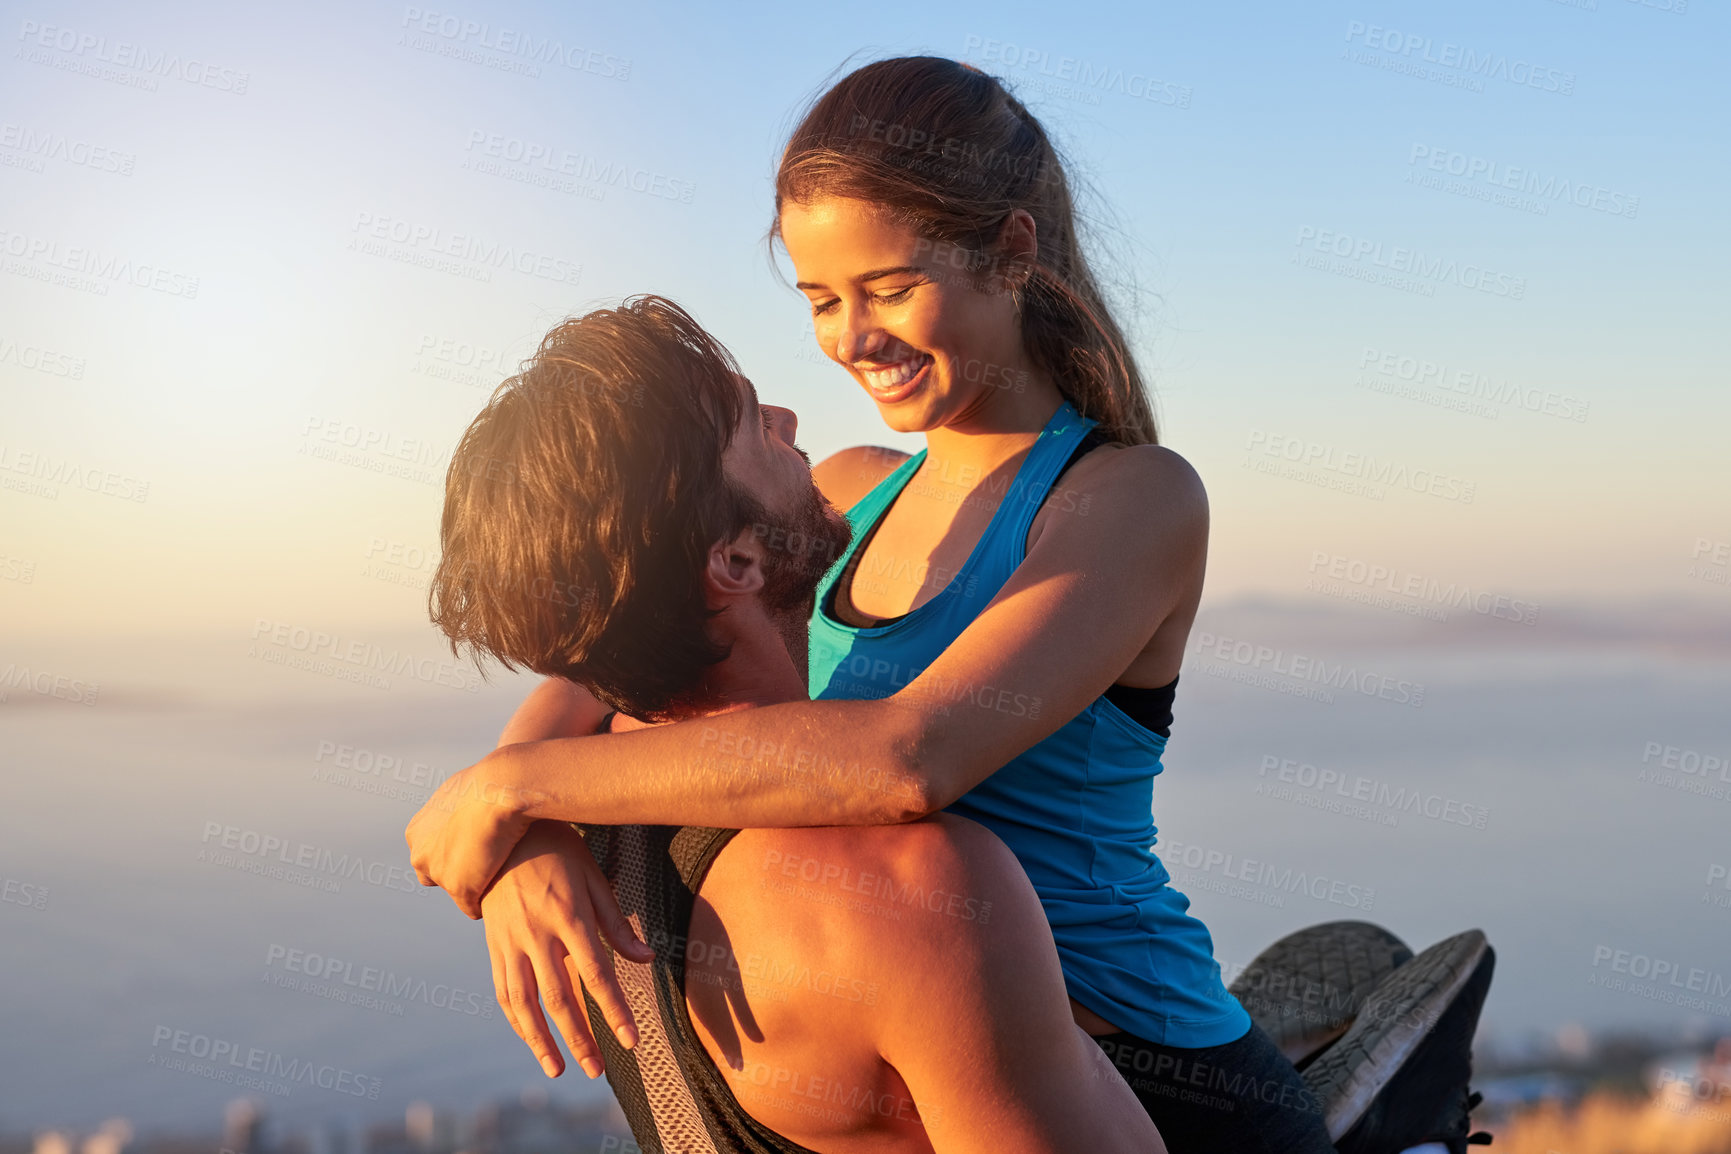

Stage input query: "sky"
[
  {"left": 2, "top": 0, "right": 1728, "bottom": 1138},
  {"left": 1, "top": 0, "right": 1724, "bottom": 644}
]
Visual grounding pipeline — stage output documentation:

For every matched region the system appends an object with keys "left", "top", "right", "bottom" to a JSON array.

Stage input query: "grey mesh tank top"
[{"left": 577, "top": 821, "right": 819, "bottom": 1154}]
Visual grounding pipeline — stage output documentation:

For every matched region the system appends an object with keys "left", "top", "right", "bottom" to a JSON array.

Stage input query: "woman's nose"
[{"left": 832, "top": 319, "right": 885, "bottom": 365}]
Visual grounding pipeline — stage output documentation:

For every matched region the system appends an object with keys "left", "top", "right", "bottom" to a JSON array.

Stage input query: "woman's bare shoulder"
[
  {"left": 812, "top": 445, "right": 912, "bottom": 511},
  {"left": 1025, "top": 440, "right": 1205, "bottom": 572},
  {"left": 1062, "top": 442, "right": 1207, "bottom": 523}
]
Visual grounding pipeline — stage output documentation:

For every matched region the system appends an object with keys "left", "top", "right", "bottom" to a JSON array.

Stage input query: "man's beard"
[
  {"left": 758, "top": 483, "right": 854, "bottom": 612},
  {"left": 743, "top": 480, "right": 854, "bottom": 680}
]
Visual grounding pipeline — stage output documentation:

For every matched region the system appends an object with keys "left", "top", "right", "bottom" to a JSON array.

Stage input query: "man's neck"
[{"left": 613, "top": 605, "right": 811, "bottom": 732}]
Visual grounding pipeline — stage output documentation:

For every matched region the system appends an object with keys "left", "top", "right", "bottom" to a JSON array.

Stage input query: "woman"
[{"left": 411, "top": 56, "right": 1335, "bottom": 1153}]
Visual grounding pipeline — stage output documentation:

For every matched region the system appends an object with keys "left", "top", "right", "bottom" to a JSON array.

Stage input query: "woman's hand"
[
  {"left": 405, "top": 755, "right": 538, "bottom": 918},
  {"left": 481, "top": 820, "right": 655, "bottom": 1078}
]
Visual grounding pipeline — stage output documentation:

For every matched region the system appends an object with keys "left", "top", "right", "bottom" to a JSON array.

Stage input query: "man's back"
[{"left": 674, "top": 817, "right": 1160, "bottom": 1153}]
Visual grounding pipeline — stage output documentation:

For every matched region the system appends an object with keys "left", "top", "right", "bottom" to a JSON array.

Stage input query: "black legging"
[{"left": 1093, "top": 1023, "right": 1337, "bottom": 1154}]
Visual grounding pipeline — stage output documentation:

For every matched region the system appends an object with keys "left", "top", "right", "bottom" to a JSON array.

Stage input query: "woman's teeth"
[{"left": 861, "top": 356, "right": 929, "bottom": 393}]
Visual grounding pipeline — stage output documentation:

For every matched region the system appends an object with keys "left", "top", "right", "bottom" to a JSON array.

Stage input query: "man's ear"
[{"left": 703, "top": 527, "right": 767, "bottom": 602}]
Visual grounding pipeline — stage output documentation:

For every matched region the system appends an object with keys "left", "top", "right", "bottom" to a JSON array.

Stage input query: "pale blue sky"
[{"left": 1, "top": 0, "right": 1725, "bottom": 640}]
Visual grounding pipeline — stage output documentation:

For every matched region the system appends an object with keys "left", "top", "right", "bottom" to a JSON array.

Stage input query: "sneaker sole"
[
  {"left": 1227, "top": 920, "right": 1414, "bottom": 1067},
  {"left": 1301, "top": 928, "right": 1494, "bottom": 1144}
]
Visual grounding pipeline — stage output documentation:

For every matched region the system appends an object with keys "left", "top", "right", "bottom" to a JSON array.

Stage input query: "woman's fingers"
[
  {"left": 530, "top": 947, "right": 605, "bottom": 1079},
  {"left": 475, "top": 825, "right": 644, "bottom": 1080},
  {"left": 566, "top": 907, "right": 638, "bottom": 1052},
  {"left": 590, "top": 869, "right": 655, "bottom": 965},
  {"left": 488, "top": 931, "right": 527, "bottom": 1047},
  {"left": 504, "top": 951, "right": 565, "bottom": 1078}
]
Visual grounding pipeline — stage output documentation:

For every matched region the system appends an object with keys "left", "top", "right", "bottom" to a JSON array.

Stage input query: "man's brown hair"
[{"left": 429, "top": 295, "right": 763, "bottom": 721}]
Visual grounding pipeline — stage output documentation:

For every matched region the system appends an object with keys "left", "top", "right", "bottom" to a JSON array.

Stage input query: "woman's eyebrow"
[{"left": 795, "top": 264, "right": 925, "bottom": 291}]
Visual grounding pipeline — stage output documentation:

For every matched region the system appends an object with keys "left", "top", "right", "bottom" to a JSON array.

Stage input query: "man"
[{"left": 408, "top": 295, "right": 1164, "bottom": 1153}]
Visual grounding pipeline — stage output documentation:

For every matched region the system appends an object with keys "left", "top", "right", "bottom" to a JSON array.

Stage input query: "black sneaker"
[
  {"left": 1227, "top": 920, "right": 1415, "bottom": 1069},
  {"left": 1408, "top": 1088, "right": 1493, "bottom": 1154},
  {"left": 1300, "top": 929, "right": 1495, "bottom": 1154}
]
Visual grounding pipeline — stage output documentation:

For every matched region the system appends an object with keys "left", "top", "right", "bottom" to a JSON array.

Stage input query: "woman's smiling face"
[{"left": 781, "top": 197, "right": 1034, "bottom": 434}]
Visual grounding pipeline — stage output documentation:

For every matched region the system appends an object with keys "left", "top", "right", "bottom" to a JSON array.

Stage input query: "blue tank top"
[{"left": 806, "top": 401, "right": 1250, "bottom": 1048}]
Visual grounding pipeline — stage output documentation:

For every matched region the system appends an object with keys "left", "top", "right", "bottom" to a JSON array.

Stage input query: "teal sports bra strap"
[
  {"left": 969, "top": 401, "right": 1097, "bottom": 564},
  {"left": 849, "top": 448, "right": 927, "bottom": 524},
  {"left": 814, "top": 449, "right": 926, "bottom": 604},
  {"left": 817, "top": 402, "right": 1095, "bottom": 605}
]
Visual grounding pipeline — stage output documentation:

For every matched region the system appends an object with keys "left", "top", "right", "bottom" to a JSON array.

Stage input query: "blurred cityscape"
[
  {"left": 5, "top": 1025, "right": 1727, "bottom": 1154},
  {"left": 0, "top": 1091, "right": 636, "bottom": 1154},
  {"left": 1474, "top": 1025, "right": 1731, "bottom": 1153}
]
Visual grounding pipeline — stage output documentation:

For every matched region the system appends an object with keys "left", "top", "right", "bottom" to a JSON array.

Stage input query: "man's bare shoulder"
[
  {"left": 692, "top": 817, "right": 1039, "bottom": 1062},
  {"left": 684, "top": 823, "right": 961, "bottom": 1148},
  {"left": 708, "top": 818, "right": 1010, "bottom": 946},
  {"left": 696, "top": 821, "right": 974, "bottom": 966}
]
